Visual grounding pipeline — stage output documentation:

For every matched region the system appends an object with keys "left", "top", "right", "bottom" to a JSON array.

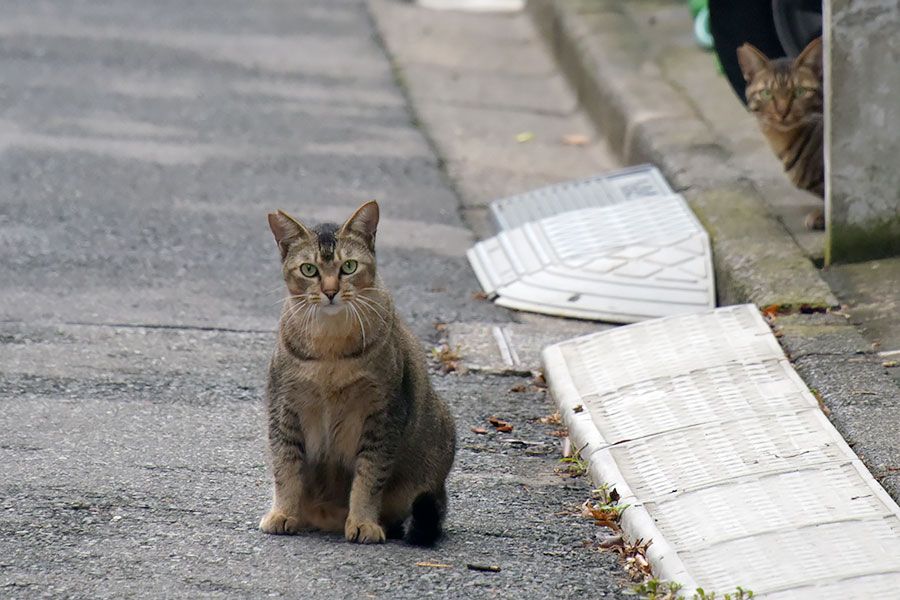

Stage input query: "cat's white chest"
[{"left": 300, "top": 398, "right": 367, "bottom": 467}]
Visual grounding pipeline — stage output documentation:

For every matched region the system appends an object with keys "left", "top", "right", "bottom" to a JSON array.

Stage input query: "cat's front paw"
[
  {"left": 345, "top": 516, "right": 385, "bottom": 544},
  {"left": 805, "top": 208, "right": 825, "bottom": 230},
  {"left": 260, "top": 510, "right": 302, "bottom": 535}
]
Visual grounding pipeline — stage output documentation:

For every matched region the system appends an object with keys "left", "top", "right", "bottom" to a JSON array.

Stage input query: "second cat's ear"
[
  {"left": 736, "top": 43, "right": 770, "bottom": 82},
  {"left": 794, "top": 36, "right": 823, "bottom": 80},
  {"left": 340, "top": 201, "right": 379, "bottom": 248},
  {"left": 268, "top": 210, "right": 311, "bottom": 260}
]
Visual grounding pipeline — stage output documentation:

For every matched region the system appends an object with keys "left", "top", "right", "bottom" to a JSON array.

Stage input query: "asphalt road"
[{"left": 0, "top": 1, "right": 630, "bottom": 598}]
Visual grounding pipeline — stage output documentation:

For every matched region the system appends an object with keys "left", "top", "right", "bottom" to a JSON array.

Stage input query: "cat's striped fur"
[
  {"left": 260, "top": 201, "right": 456, "bottom": 545},
  {"left": 738, "top": 37, "right": 824, "bottom": 229}
]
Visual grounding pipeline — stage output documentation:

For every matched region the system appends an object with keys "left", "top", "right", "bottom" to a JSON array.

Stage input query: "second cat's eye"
[
  {"left": 794, "top": 87, "right": 811, "bottom": 97},
  {"left": 341, "top": 259, "right": 358, "bottom": 275},
  {"left": 299, "top": 263, "right": 318, "bottom": 277},
  {"left": 760, "top": 89, "right": 773, "bottom": 100}
]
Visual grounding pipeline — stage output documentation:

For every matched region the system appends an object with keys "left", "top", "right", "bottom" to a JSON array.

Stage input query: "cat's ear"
[
  {"left": 736, "top": 43, "right": 771, "bottom": 82},
  {"left": 267, "top": 210, "right": 311, "bottom": 260},
  {"left": 794, "top": 36, "right": 823, "bottom": 80},
  {"left": 339, "top": 201, "right": 379, "bottom": 248}
]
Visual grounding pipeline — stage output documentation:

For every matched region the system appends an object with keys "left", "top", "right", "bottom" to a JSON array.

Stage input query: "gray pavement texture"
[
  {"left": 4, "top": 0, "right": 900, "bottom": 597},
  {"left": 0, "top": 0, "right": 633, "bottom": 598},
  {"left": 527, "top": 0, "right": 900, "bottom": 500}
]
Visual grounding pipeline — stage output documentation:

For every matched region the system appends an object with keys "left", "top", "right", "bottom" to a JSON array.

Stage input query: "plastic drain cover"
[
  {"left": 490, "top": 164, "right": 673, "bottom": 231},
  {"left": 468, "top": 171, "right": 713, "bottom": 322},
  {"left": 542, "top": 304, "right": 900, "bottom": 597}
]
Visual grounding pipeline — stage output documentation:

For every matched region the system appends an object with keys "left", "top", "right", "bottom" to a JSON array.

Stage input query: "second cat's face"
[{"left": 738, "top": 37, "right": 823, "bottom": 131}]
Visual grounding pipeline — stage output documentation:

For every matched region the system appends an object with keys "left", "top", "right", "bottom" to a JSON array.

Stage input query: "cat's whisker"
[
  {"left": 284, "top": 301, "right": 309, "bottom": 330},
  {"left": 273, "top": 294, "right": 307, "bottom": 306},
  {"left": 302, "top": 302, "right": 320, "bottom": 335},
  {"left": 285, "top": 295, "right": 317, "bottom": 333},
  {"left": 348, "top": 303, "right": 367, "bottom": 349},
  {"left": 356, "top": 291, "right": 388, "bottom": 311},
  {"left": 352, "top": 296, "right": 388, "bottom": 329},
  {"left": 353, "top": 300, "right": 376, "bottom": 331}
]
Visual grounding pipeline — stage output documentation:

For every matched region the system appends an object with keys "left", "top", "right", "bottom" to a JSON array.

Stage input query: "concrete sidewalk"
[
  {"left": 368, "top": 0, "right": 899, "bottom": 595},
  {"left": 528, "top": 0, "right": 900, "bottom": 504}
]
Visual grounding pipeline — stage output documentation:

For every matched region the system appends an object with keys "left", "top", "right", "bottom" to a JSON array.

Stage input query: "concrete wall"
[{"left": 825, "top": 0, "right": 900, "bottom": 264}]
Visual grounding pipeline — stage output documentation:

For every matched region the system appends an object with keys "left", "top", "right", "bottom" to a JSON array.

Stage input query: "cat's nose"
[{"left": 323, "top": 290, "right": 337, "bottom": 302}]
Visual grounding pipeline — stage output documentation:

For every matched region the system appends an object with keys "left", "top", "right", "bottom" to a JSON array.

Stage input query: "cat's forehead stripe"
[{"left": 314, "top": 222, "right": 339, "bottom": 261}]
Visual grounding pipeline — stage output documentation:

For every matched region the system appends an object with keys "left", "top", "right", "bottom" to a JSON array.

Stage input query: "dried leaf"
[
  {"left": 487, "top": 416, "right": 514, "bottom": 432},
  {"left": 561, "top": 437, "right": 572, "bottom": 458},
  {"left": 549, "top": 428, "right": 568, "bottom": 438},
  {"left": 761, "top": 304, "right": 780, "bottom": 319},
  {"left": 535, "top": 412, "right": 561, "bottom": 425},
  {"left": 561, "top": 134, "right": 590, "bottom": 146},
  {"left": 472, "top": 292, "right": 489, "bottom": 300},
  {"left": 572, "top": 404, "right": 584, "bottom": 413},
  {"left": 509, "top": 385, "right": 528, "bottom": 393},
  {"left": 416, "top": 562, "right": 452, "bottom": 569},
  {"left": 466, "top": 564, "right": 501, "bottom": 572},
  {"left": 598, "top": 534, "right": 623, "bottom": 548},
  {"left": 515, "top": 131, "right": 535, "bottom": 143},
  {"left": 471, "top": 427, "right": 489, "bottom": 435},
  {"left": 432, "top": 343, "right": 463, "bottom": 373}
]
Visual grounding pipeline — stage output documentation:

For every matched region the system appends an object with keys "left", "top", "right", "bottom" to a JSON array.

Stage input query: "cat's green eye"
[
  {"left": 794, "top": 87, "right": 810, "bottom": 97},
  {"left": 759, "top": 89, "right": 773, "bottom": 100},
  {"left": 299, "top": 263, "right": 318, "bottom": 277},
  {"left": 341, "top": 260, "right": 358, "bottom": 275}
]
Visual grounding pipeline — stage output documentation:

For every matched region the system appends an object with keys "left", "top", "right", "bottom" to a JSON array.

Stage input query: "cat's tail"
[{"left": 406, "top": 489, "right": 446, "bottom": 546}]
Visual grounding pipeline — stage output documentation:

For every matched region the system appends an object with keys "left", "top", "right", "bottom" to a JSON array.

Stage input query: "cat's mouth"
[{"left": 318, "top": 303, "right": 345, "bottom": 316}]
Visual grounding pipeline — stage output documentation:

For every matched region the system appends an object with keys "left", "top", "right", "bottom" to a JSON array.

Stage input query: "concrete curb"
[{"left": 526, "top": 0, "right": 900, "bottom": 501}]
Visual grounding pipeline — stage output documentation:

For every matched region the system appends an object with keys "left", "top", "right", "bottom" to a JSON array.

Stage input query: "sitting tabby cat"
[
  {"left": 737, "top": 36, "right": 824, "bottom": 229},
  {"left": 260, "top": 201, "right": 456, "bottom": 545}
]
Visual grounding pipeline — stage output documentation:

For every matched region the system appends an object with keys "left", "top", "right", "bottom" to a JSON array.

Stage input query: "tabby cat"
[
  {"left": 737, "top": 36, "right": 824, "bottom": 229},
  {"left": 260, "top": 201, "right": 456, "bottom": 545}
]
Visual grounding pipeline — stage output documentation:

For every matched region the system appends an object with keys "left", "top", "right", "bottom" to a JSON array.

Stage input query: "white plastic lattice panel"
[
  {"left": 490, "top": 164, "right": 673, "bottom": 231},
  {"left": 467, "top": 194, "right": 714, "bottom": 322},
  {"left": 542, "top": 304, "right": 900, "bottom": 598}
]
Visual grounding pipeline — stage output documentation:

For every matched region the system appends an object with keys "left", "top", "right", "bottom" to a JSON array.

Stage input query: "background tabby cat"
[{"left": 738, "top": 37, "right": 824, "bottom": 229}]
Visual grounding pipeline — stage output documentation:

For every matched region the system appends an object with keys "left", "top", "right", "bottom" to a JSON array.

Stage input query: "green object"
[
  {"left": 694, "top": 6, "right": 713, "bottom": 49},
  {"left": 689, "top": 0, "right": 706, "bottom": 18}
]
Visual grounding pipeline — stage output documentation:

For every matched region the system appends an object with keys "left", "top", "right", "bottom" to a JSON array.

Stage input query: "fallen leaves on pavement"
[
  {"left": 487, "top": 416, "right": 513, "bottom": 433},
  {"left": 416, "top": 561, "right": 453, "bottom": 569},
  {"left": 560, "top": 134, "right": 590, "bottom": 146},
  {"left": 534, "top": 411, "right": 561, "bottom": 425},
  {"left": 466, "top": 564, "right": 501, "bottom": 572},
  {"left": 431, "top": 343, "right": 463, "bottom": 373},
  {"left": 515, "top": 131, "right": 535, "bottom": 143}
]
